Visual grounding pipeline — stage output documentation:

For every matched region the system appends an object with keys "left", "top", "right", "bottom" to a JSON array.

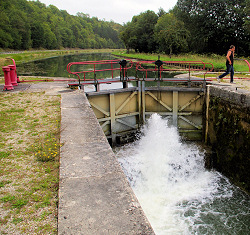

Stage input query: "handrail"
[
  {"left": 67, "top": 59, "right": 134, "bottom": 83},
  {"left": 244, "top": 60, "right": 250, "bottom": 72},
  {"left": 135, "top": 60, "right": 214, "bottom": 80},
  {"left": 66, "top": 59, "right": 216, "bottom": 86}
]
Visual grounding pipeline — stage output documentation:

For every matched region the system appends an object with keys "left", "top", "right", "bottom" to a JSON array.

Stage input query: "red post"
[
  {"left": 2, "top": 66, "right": 14, "bottom": 91},
  {"left": 8, "top": 65, "right": 18, "bottom": 86},
  {"left": 8, "top": 58, "right": 20, "bottom": 82}
]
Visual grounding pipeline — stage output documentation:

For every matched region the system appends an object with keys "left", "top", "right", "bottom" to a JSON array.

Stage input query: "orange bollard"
[
  {"left": 2, "top": 66, "right": 14, "bottom": 91},
  {"left": 8, "top": 65, "right": 18, "bottom": 86}
]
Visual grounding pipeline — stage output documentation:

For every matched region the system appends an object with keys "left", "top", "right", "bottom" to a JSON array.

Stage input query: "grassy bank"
[
  {"left": 1, "top": 49, "right": 249, "bottom": 73},
  {"left": 112, "top": 51, "right": 250, "bottom": 73},
  {"left": 0, "top": 91, "right": 61, "bottom": 234},
  {"left": 0, "top": 49, "right": 120, "bottom": 69}
]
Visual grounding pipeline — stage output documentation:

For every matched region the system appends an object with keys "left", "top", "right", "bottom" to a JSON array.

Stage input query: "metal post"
[
  {"left": 141, "top": 81, "right": 146, "bottom": 123},
  {"left": 205, "top": 85, "right": 210, "bottom": 144},
  {"left": 9, "top": 65, "right": 18, "bottom": 86},
  {"left": 119, "top": 59, "right": 128, "bottom": 89},
  {"left": 137, "top": 81, "right": 142, "bottom": 125},
  {"left": 123, "top": 81, "right": 128, "bottom": 88},
  {"left": 173, "top": 91, "right": 178, "bottom": 126},
  {"left": 188, "top": 63, "right": 191, "bottom": 88},
  {"left": 110, "top": 93, "right": 116, "bottom": 146},
  {"left": 2, "top": 66, "right": 13, "bottom": 91}
]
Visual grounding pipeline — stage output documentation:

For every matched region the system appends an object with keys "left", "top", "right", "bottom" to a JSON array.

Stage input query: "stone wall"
[{"left": 206, "top": 85, "right": 250, "bottom": 193}]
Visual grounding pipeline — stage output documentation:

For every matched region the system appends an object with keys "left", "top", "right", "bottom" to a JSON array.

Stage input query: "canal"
[
  {"left": 16, "top": 52, "right": 118, "bottom": 78},
  {"left": 19, "top": 53, "right": 250, "bottom": 234}
]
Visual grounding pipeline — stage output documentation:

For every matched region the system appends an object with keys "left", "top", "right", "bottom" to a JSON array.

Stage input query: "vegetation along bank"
[{"left": 1, "top": 0, "right": 249, "bottom": 57}]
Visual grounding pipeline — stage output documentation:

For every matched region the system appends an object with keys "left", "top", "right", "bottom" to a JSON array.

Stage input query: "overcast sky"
[{"left": 39, "top": 0, "right": 178, "bottom": 24}]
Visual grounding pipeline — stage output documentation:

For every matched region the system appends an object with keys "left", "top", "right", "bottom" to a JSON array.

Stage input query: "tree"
[
  {"left": 42, "top": 23, "right": 57, "bottom": 49},
  {"left": 175, "top": 0, "right": 249, "bottom": 55},
  {"left": 244, "top": 0, "right": 250, "bottom": 34},
  {"left": 155, "top": 13, "right": 190, "bottom": 54},
  {"left": 0, "top": 0, "right": 124, "bottom": 50},
  {"left": 31, "top": 22, "right": 45, "bottom": 48},
  {"left": 157, "top": 7, "right": 166, "bottom": 17},
  {"left": 120, "top": 10, "right": 158, "bottom": 53},
  {"left": 0, "top": 12, "right": 13, "bottom": 48}
]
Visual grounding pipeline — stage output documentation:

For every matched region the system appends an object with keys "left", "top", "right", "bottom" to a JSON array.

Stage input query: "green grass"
[
  {"left": 0, "top": 92, "right": 61, "bottom": 234},
  {"left": 112, "top": 51, "right": 250, "bottom": 72}
]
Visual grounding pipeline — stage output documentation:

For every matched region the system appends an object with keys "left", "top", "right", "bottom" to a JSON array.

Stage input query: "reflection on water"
[
  {"left": 16, "top": 53, "right": 180, "bottom": 81},
  {"left": 114, "top": 114, "right": 250, "bottom": 235},
  {"left": 16, "top": 53, "right": 119, "bottom": 78}
]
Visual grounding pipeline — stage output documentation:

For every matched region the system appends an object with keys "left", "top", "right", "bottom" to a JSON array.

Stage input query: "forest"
[
  {"left": 0, "top": 0, "right": 124, "bottom": 50},
  {"left": 121, "top": 0, "right": 250, "bottom": 56},
  {"left": 0, "top": 0, "right": 249, "bottom": 56}
]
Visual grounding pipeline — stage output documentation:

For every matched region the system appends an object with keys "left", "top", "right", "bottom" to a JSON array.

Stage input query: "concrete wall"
[
  {"left": 206, "top": 85, "right": 250, "bottom": 193},
  {"left": 58, "top": 90, "right": 154, "bottom": 234}
]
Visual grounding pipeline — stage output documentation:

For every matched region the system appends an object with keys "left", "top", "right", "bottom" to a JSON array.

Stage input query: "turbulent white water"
[{"left": 114, "top": 113, "right": 250, "bottom": 235}]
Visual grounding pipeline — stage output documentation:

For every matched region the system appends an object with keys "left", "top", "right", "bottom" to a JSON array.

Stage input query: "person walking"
[{"left": 217, "top": 45, "right": 235, "bottom": 83}]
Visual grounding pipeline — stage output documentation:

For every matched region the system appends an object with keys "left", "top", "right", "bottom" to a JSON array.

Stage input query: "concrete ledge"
[
  {"left": 208, "top": 84, "right": 250, "bottom": 108},
  {"left": 58, "top": 90, "right": 154, "bottom": 234}
]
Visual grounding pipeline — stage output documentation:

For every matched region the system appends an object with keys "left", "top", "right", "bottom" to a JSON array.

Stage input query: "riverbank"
[
  {"left": 0, "top": 49, "right": 121, "bottom": 75},
  {"left": 114, "top": 51, "right": 250, "bottom": 90},
  {"left": 112, "top": 51, "right": 250, "bottom": 73}
]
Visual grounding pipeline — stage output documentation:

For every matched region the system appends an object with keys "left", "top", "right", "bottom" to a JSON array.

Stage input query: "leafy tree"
[
  {"left": 42, "top": 23, "right": 57, "bottom": 49},
  {"left": 157, "top": 7, "right": 166, "bottom": 17},
  {"left": 0, "top": 12, "right": 13, "bottom": 48},
  {"left": 120, "top": 10, "right": 158, "bottom": 53},
  {"left": 8, "top": 9, "right": 31, "bottom": 49},
  {"left": 31, "top": 21, "right": 46, "bottom": 48},
  {"left": 244, "top": 0, "right": 250, "bottom": 34},
  {"left": 155, "top": 13, "right": 190, "bottom": 54},
  {"left": 0, "top": 0, "right": 123, "bottom": 50},
  {"left": 175, "top": 0, "right": 249, "bottom": 55}
]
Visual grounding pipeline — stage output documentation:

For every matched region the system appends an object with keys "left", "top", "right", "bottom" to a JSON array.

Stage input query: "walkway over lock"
[
  {"left": 67, "top": 59, "right": 211, "bottom": 145},
  {"left": 67, "top": 59, "right": 214, "bottom": 90},
  {"left": 87, "top": 84, "right": 204, "bottom": 145}
]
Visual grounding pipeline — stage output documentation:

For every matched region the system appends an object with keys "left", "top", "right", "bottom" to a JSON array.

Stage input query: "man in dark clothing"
[{"left": 217, "top": 45, "right": 235, "bottom": 83}]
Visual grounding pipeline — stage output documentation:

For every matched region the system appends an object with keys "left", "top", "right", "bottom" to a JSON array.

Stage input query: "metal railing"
[
  {"left": 67, "top": 59, "right": 134, "bottom": 85},
  {"left": 135, "top": 60, "right": 214, "bottom": 81},
  {"left": 67, "top": 59, "right": 215, "bottom": 85}
]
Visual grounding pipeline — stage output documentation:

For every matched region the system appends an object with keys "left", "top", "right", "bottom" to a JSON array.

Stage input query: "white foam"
[{"left": 115, "top": 114, "right": 241, "bottom": 234}]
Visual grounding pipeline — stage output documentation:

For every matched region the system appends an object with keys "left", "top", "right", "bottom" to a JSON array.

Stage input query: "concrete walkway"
[{"left": 59, "top": 89, "right": 154, "bottom": 234}]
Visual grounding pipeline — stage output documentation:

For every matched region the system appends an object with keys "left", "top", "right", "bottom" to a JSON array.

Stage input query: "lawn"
[{"left": 0, "top": 91, "right": 61, "bottom": 234}]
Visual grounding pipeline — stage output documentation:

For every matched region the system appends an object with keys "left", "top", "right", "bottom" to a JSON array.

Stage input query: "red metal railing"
[
  {"left": 67, "top": 59, "right": 134, "bottom": 82},
  {"left": 66, "top": 59, "right": 214, "bottom": 85},
  {"left": 244, "top": 60, "right": 250, "bottom": 72},
  {"left": 135, "top": 60, "right": 214, "bottom": 80}
]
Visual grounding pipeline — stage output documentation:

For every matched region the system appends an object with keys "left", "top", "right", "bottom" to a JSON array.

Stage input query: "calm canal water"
[
  {"left": 16, "top": 52, "right": 179, "bottom": 81},
  {"left": 16, "top": 53, "right": 119, "bottom": 78}
]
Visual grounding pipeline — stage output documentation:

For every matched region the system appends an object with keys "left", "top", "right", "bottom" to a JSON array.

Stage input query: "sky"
[{"left": 39, "top": 0, "right": 178, "bottom": 24}]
